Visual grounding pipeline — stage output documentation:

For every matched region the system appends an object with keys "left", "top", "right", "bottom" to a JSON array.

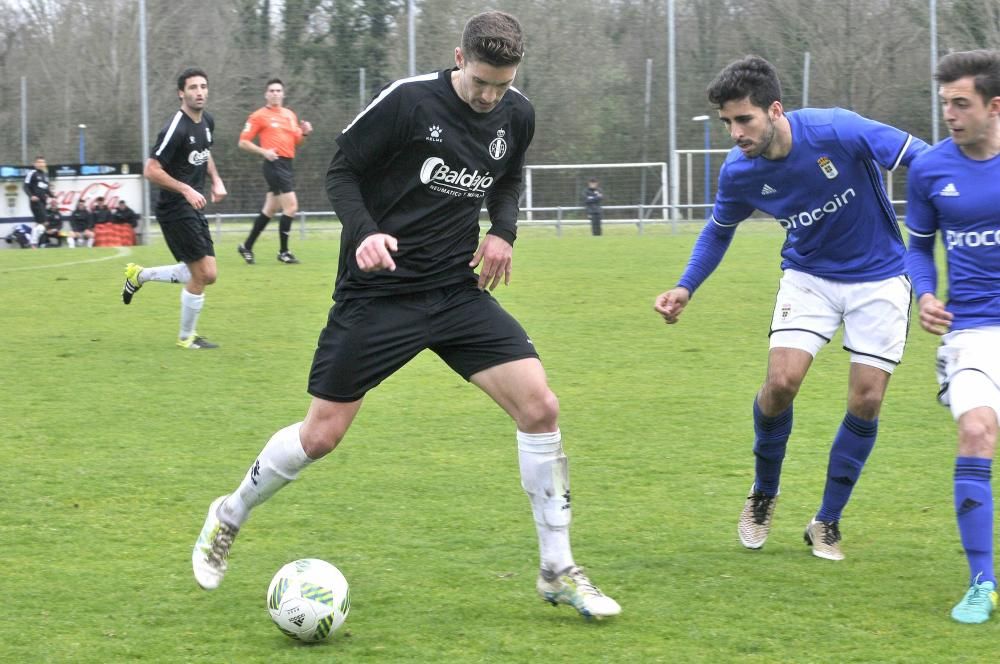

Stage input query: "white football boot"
[
  {"left": 192, "top": 495, "right": 240, "bottom": 590},
  {"left": 537, "top": 566, "right": 621, "bottom": 619}
]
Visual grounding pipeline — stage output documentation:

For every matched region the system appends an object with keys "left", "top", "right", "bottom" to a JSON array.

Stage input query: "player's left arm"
[
  {"left": 476, "top": 106, "right": 534, "bottom": 289},
  {"left": 477, "top": 173, "right": 522, "bottom": 290},
  {"left": 834, "top": 108, "right": 930, "bottom": 170},
  {"left": 296, "top": 112, "right": 312, "bottom": 145},
  {"left": 206, "top": 153, "right": 227, "bottom": 203}
]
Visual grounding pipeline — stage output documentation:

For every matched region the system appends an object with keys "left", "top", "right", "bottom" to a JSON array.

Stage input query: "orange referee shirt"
[{"left": 239, "top": 105, "right": 304, "bottom": 159}]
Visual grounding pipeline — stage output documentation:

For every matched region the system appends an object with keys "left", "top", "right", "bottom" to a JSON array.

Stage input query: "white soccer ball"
[{"left": 266, "top": 558, "right": 351, "bottom": 641}]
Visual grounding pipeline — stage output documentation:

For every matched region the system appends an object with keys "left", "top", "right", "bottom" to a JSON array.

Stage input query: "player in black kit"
[
  {"left": 23, "top": 156, "right": 53, "bottom": 231},
  {"left": 192, "top": 11, "right": 621, "bottom": 620},
  {"left": 120, "top": 67, "right": 227, "bottom": 349}
]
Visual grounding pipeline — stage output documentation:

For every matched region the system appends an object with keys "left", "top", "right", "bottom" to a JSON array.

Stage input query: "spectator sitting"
[
  {"left": 94, "top": 197, "right": 137, "bottom": 246},
  {"left": 40, "top": 198, "right": 66, "bottom": 247},
  {"left": 112, "top": 200, "right": 139, "bottom": 227},
  {"left": 68, "top": 200, "right": 95, "bottom": 248},
  {"left": 91, "top": 197, "right": 112, "bottom": 225}
]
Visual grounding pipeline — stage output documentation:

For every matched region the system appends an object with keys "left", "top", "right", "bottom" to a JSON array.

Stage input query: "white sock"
[
  {"left": 86, "top": 236, "right": 94, "bottom": 247},
  {"left": 67, "top": 236, "right": 76, "bottom": 248},
  {"left": 140, "top": 263, "right": 191, "bottom": 284},
  {"left": 518, "top": 429, "right": 575, "bottom": 573},
  {"left": 220, "top": 422, "right": 313, "bottom": 527},
  {"left": 179, "top": 288, "right": 204, "bottom": 340}
]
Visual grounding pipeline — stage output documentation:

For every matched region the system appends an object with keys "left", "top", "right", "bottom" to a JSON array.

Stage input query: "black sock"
[
  {"left": 278, "top": 214, "right": 293, "bottom": 253},
  {"left": 245, "top": 213, "right": 271, "bottom": 249}
]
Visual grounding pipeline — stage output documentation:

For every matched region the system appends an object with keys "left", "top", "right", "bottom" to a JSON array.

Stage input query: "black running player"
[{"left": 120, "top": 67, "right": 227, "bottom": 349}]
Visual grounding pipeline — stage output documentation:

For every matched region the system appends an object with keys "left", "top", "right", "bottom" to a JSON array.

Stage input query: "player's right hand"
[
  {"left": 355, "top": 233, "right": 398, "bottom": 272},
  {"left": 653, "top": 287, "right": 690, "bottom": 325},
  {"left": 263, "top": 148, "right": 279, "bottom": 161}
]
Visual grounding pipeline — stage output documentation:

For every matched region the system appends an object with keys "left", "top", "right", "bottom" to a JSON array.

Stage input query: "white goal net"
[{"left": 522, "top": 162, "right": 668, "bottom": 227}]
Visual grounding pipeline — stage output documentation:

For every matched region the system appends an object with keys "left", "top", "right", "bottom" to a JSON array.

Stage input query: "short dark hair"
[
  {"left": 266, "top": 77, "right": 284, "bottom": 89},
  {"left": 461, "top": 11, "right": 524, "bottom": 67},
  {"left": 707, "top": 55, "right": 782, "bottom": 110},
  {"left": 935, "top": 49, "right": 1000, "bottom": 103},
  {"left": 177, "top": 67, "right": 208, "bottom": 91}
]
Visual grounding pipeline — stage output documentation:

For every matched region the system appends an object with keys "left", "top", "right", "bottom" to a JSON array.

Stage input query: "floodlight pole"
[
  {"left": 692, "top": 115, "right": 710, "bottom": 215},
  {"left": 930, "top": 0, "right": 939, "bottom": 143},
  {"left": 408, "top": 0, "right": 416, "bottom": 77},
  {"left": 139, "top": 0, "right": 152, "bottom": 244},
  {"left": 667, "top": 0, "right": 678, "bottom": 229},
  {"left": 78, "top": 124, "right": 87, "bottom": 163}
]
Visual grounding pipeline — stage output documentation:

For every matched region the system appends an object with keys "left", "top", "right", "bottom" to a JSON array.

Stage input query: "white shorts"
[
  {"left": 936, "top": 326, "right": 1000, "bottom": 420},
  {"left": 769, "top": 269, "right": 911, "bottom": 373}
]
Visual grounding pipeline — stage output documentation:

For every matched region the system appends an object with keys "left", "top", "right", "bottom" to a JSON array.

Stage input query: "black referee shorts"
[
  {"left": 263, "top": 158, "right": 295, "bottom": 194},
  {"left": 308, "top": 285, "right": 540, "bottom": 402},
  {"left": 157, "top": 206, "right": 215, "bottom": 263}
]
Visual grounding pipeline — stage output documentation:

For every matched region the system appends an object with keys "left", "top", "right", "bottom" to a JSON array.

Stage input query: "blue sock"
[
  {"left": 954, "top": 456, "right": 994, "bottom": 587},
  {"left": 753, "top": 399, "right": 792, "bottom": 496},
  {"left": 817, "top": 412, "right": 877, "bottom": 523}
]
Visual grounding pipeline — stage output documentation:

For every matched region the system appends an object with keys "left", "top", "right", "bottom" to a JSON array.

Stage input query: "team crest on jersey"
[
  {"left": 817, "top": 156, "right": 838, "bottom": 179},
  {"left": 489, "top": 129, "right": 507, "bottom": 160},
  {"left": 426, "top": 125, "right": 443, "bottom": 143}
]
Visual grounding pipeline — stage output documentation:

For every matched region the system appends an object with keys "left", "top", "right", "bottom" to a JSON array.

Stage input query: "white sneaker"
[
  {"left": 536, "top": 566, "right": 621, "bottom": 619},
  {"left": 192, "top": 496, "right": 239, "bottom": 590}
]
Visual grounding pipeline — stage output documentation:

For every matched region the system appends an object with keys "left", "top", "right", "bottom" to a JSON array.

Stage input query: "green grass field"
[{"left": 2, "top": 225, "right": 995, "bottom": 662}]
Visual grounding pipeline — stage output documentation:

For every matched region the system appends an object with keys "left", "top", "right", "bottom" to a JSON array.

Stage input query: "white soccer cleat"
[
  {"left": 192, "top": 495, "right": 240, "bottom": 590},
  {"left": 537, "top": 566, "right": 621, "bottom": 619},
  {"left": 738, "top": 483, "right": 779, "bottom": 549},
  {"left": 803, "top": 518, "right": 845, "bottom": 561}
]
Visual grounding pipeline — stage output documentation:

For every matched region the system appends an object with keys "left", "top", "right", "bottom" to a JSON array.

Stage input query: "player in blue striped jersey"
[
  {"left": 905, "top": 49, "right": 1000, "bottom": 624},
  {"left": 654, "top": 55, "right": 928, "bottom": 560}
]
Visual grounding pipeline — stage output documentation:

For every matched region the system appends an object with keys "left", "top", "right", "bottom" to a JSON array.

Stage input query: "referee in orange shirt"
[{"left": 237, "top": 78, "right": 312, "bottom": 264}]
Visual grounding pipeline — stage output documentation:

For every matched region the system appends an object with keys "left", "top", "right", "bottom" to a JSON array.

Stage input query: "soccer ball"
[{"left": 266, "top": 558, "right": 351, "bottom": 641}]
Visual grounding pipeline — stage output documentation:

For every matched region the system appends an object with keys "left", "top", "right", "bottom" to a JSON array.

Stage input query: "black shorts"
[
  {"left": 157, "top": 207, "right": 215, "bottom": 263},
  {"left": 308, "top": 285, "right": 540, "bottom": 402},
  {"left": 30, "top": 200, "right": 47, "bottom": 224},
  {"left": 263, "top": 158, "right": 295, "bottom": 194}
]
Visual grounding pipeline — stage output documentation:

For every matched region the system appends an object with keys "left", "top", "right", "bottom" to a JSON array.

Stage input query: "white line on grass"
[{"left": 0, "top": 246, "right": 133, "bottom": 272}]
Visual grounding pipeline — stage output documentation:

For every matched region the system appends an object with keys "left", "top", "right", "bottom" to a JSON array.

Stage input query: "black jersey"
[
  {"left": 328, "top": 68, "right": 534, "bottom": 300},
  {"left": 23, "top": 168, "right": 52, "bottom": 200},
  {"left": 69, "top": 208, "right": 93, "bottom": 231},
  {"left": 149, "top": 109, "right": 215, "bottom": 215},
  {"left": 44, "top": 206, "right": 63, "bottom": 231}
]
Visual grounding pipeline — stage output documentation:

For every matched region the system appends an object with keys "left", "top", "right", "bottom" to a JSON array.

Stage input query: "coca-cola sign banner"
[{"left": 1, "top": 164, "right": 144, "bottom": 222}]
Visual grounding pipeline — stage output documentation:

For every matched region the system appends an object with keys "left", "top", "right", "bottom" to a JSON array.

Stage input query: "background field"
[{"left": 2, "top": 227, "right": 995, "bottom": 662}]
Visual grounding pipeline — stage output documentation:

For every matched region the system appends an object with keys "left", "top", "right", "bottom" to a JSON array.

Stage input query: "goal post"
[{"left": 523, "top": 162, "right": 668, "bottom": 225}]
